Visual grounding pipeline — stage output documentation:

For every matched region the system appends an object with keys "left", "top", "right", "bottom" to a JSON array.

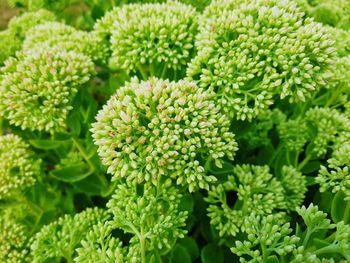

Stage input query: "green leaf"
[
  {"left": 29, "top": 139, "right": 67, "bottom": 150},
  {"left": 72, "top": 173, "right": 105, "bottom": 196},
  {"left": 209, "top": 160, "right": 234, "bottom": 175},
  {"left": 305, "top": 176, "right": 317, "bottom": 186},
  {"left": 331, "top": 191, "right": 347, "bottom": 223},
  {"left": 201, "top": 244, "right": 224, "bottom": 263},
  {"left": 179, "top": 193, "right": 194, "bottom": 213},
  {"left": 50, "top": 163, "right": 92, "bottom": 182},
  {"left": 273, "top": 149, "right": 288, "bottom": 178},
  {"left": 301, "top": 161, "right": 321, "bottom": 174},
  {"left": 67, "top": 111, "right": 81, "bottom": 136},
  {"left": 179, "top": 237, "right": 199, "bottom": 260},
  {"left": 171, "top": 245, "right": 192, "bottom": 263}
]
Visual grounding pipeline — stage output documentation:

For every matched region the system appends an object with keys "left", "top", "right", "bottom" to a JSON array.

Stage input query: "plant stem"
[
  {"left": 302, "top": 228, "right": 313, "bottom": 247},
  {"left": 71, "top": 137, "right": 96, "bottom": 172},
  {"left": 297, "top": 155, "right": 311, "bottom": 171},
  {"left": 140, "top": 228, "right": 146, "bottom": 263},
  {"left": 137, "top": 66, "right": 148, "bottom": 80},
  {"left": 268, "top": 144, "right": 283, "bottom": 166}
]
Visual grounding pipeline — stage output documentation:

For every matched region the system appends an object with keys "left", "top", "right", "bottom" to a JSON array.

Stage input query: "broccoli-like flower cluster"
[
  {"left": 75, "top": 221, "right": 126, "bottom": 263},
  {"left": 0, "top": 30, "right": 21, "bottom": 65},
  {"left": 0, "top": 218, "right": 29, "bottom": 262},
  {"left": 23, "top": 22, "right": 109, "bottom": 63},
  {"left": 121, "top": 0, "right": 211, "bottom": 11},
  {"left": 0, "top": 134, "right": 40, "bottom": 199},
  {"left": 296, "top": 0, "right": 350, "bottom": 29},
  {"left": 293, "top": 204, "right": 350, "bottom": 262},
  {"left": 0, "top": 48, "right": 95, "bottom": 133},
  {"left": 205, "top": 164, "right": 306, "bottom": 238},
  {"left": 272, "top": 107, "right": 350, "bottom": 161},
  {"left": 106, "top": 180, "right": 188, "bottom": 262},
  {"left": 305, "top": 107, "right": 350, "bottom": 157},
  {"left": 30, "top": 207, "right": 108, "bottom": 262},
  {"left": 0, "top": 9, "right": 56, "bottom": 64},
  {"left": 317, "top": 142, "right": 350, "bottom": 199},
  {"left": 91, "top": 77, "right": 237, "bottom": 191},
  {"left": 7, "top": 9, "right": 56, "bottom": 39},
  {"left": 231, "top": 204, "right": 350, "bottom": 262},
  {"left": 232, "top": 213, "right": 300, "bottom": 262},
  {"left": 94, "top": 1, "right": 198, "bottom": 79},
  {"left": 187, "top": 0, "right": 336, "bottom": 120},
  {"left": 278, "top": 118, "right": 310, "bottom": 153}
]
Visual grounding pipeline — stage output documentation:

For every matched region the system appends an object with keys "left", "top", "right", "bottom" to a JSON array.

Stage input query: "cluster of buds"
[{"left": 92, "top": 77, "right": 237, "bottom": 191}]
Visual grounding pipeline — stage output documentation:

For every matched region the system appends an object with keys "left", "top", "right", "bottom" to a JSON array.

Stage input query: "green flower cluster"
[
  {"left": 232, "top": 213, "right": 299, "bottom": 262},
  {"left": 231, "top": 204, "right": 350, "bottom": 262},
  {"left": 0, "top": 9, "right": 56, "bottom": 64},
  {"left": 205, "top": 164, "right": 306, "bottom": 238},
  {"left": 94, "top": 1, "right": 198, "bottom": 78},
  {"left": 91, "top": 77, "right": 237, "bottom": 191},
  {"left": 317, "top": 142, "right": 350, "bottom": 199},
  {"left": 0, "top": 48, "right": 95, "bottom": 133},
  {"left": 30, "top": 207, "right": 107, "bottom": 262},
  {"left": 0, "top": 30, "right": 21, "bottom": 65},
  {"left": 187, "top": 0, "right": 336, "bottom": 120},
  {"left": 0, "top": 218, "right": 29, "bottom": 262},
  {"left": 0, "top": 134, "right": 40, "bottom": 199},
  {"left": 23, "top": 22, "right": 109, "bottom": 63},
  {"left": 106, "top": 180, "right": 188, "bottom": 262},
  {"left": 75, "top": 221, "right": 126, "bottom": 263},
  {"left": 121, "top": 0, "right": 211, "bottom": 11}
]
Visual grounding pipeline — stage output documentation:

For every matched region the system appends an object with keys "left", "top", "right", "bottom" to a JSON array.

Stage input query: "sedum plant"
[
  {"left": 0, "top": 134, "right": 40, "bottom": 199},
  {"left": 205, "top": 164, "right": 306, "bottom": 239},
  {"left": 30, "top": 207, "right": 107, "bottom": 262},
  {"left": 94, "top": 1, "right": 199, "bottom": 79},
  {"left": 0, "top": 48, "right": 95, "bottom": 133},
  {"left": 91, "top": 77, "right": 237, "bottom": 191},
  {"left": 23, "top": 22, "right": 109, "bottom": 63},
  {"left": 0, "top": 0, "right": 349, "bottom": 262},
  {"left": 187, "top": 0, "right": 336, "bottom": 120}
]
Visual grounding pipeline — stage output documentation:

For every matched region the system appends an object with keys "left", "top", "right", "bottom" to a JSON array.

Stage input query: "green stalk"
[
  {"left": 71, "top": 137, "right": 96, "bottom": 173},
  {"left": 297, "top": 155, "right": 311, "bottom": 171},
  {"left": 140, "top": 228, "right": 146, "bottom": 263}
]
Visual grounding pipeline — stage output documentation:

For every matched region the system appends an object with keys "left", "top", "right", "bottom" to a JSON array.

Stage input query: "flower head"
[
  {"left": 0, "top": 134, "right": 40, "bottom": 199},
  {"left": 0, "top": 30, "right": 21, "bottom": 65},
  {"left": 107, "top": 181, "right": 188, "bottom": 256},
  {"left": 187, "top": 0, "right": 336, "bottom": 120},
  {"left": 205, "top": 164, "right": 285, "bottom": 238},
  {"left": 0, "top": 48, "right": 95, "bottom": 133},
  {"left": 31, "top": 207, "right": 107, "bottom": 262},
  {"left": 0, "top": 218, "right": 29, "bottom": 262},
  {"left": 8, "top": 9, "right": 56, "bottom": 39},
  {"left": 91, "top": 77, "right": 237, "bottom": 191},
  {"left": 94, "top": 1, "right": 198, "bottom": 78},
  {"left": 23, "top": 22, "right": 109, "bottom": 63}
]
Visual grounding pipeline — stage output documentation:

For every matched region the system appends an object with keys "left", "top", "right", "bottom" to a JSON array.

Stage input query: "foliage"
[{"left": 0, "top": 0, "right": 349, "bottom": 262}]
